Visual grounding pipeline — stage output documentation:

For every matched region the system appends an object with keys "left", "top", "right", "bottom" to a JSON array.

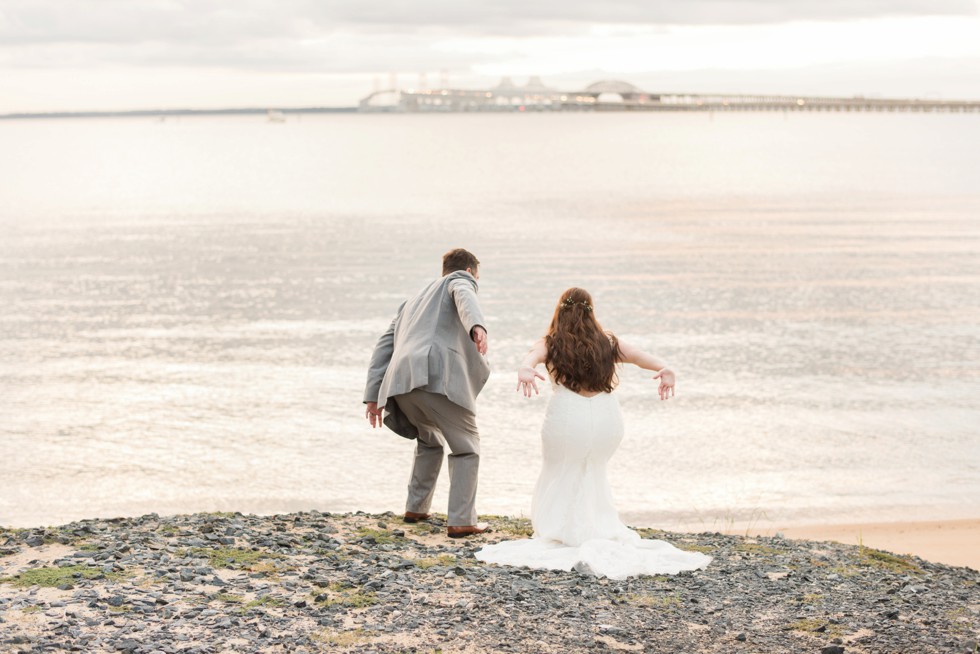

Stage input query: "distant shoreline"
[
  {"left": 0, "top": 107, "right": 357, "bottom": 120},
  {"left": 6, "top": 99, "right": 980, "bottom": 120}
]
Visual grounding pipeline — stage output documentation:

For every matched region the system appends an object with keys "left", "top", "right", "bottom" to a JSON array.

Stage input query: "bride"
[{"left": 475, "top": 288, "right": 711, "bottom": 579}]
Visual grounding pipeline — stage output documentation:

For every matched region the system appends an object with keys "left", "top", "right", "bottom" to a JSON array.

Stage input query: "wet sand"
[{"left": 755, "top": 519, "right": 980, "bottom": 570}]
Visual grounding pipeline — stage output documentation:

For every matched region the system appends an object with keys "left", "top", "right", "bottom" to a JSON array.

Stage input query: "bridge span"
[{"left": 359, "top": 79, "right": 980, "bottom": 114}]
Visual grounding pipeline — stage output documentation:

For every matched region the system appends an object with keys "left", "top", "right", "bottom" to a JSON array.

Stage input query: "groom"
[{"left": 363, "top": 248, "right": 491, "bottom": 537}]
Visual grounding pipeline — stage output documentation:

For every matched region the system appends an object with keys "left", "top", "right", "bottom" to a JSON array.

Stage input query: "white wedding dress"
[{"left": 476, "top": 384, "right": 711, "bottom": 580}]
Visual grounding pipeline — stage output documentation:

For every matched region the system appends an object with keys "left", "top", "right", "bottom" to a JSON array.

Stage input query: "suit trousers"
[{"left": 393, "top": 389, "right": 480, "bottom": 527}]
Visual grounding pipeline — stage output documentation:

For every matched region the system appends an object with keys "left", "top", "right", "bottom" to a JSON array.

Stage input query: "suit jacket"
[{"left": 364, "top": 270, "right": 490, "bottom": 438}]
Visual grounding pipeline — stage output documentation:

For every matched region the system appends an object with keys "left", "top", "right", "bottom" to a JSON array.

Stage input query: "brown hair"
[
  {"left": 442, "top": 248, "right": 480, "bottom": 276},
  {"left": 545, "top": 288, "right": 622, "bottom": 394}
]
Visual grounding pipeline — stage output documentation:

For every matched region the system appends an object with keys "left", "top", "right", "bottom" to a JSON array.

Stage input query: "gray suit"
[{"left": 364, "top": 270, "right": 490, "bottom": 526}]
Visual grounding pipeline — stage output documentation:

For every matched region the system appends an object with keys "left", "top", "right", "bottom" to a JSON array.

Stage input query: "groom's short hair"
[{"left": 442, "top": 248, "right": 480, "bottom": 276}]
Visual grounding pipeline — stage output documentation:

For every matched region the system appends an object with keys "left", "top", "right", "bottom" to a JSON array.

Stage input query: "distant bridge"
[{"left": 359, "top": 79, "right": 980, "bottom": 113}]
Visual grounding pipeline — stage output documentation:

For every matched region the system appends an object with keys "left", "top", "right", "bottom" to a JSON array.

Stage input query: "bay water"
[{"left": 1, "top": 112, "right": 978, "bottom": 530}]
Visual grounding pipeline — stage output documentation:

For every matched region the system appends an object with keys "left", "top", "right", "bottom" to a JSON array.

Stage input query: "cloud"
[
  {"left": 330, "top": 0, "right": 978, "bottom": 30},
  {"left": 547, "top": 56, "right": 980, "bottom": 99},
  {"left": 455, "top": 17, "right": 980, "bottom": 77},
  {"left": 1, "top": 0, "right": 976, "bottom": 75},
  {"left": 1, "top": 0, "right": 978, "bottom": 111},
  {"left": 0, "top": 0, "right": 975, "bottom": 49}
]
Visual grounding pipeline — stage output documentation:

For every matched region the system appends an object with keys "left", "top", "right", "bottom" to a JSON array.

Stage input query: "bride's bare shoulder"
[{"left": 613, "top": 335, "right": 638, "bottom": 363}]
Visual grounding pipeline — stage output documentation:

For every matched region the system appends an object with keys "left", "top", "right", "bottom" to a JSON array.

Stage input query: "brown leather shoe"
[
  {"left": 403, "top": 511, "right": 431, "bottom": 524},
  {"left": 447, "top": 523, "right": 491, "bottom": 538}
]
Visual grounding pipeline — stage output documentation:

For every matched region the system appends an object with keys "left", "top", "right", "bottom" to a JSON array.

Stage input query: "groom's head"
[{"left": 442, "top": 248, "right": 480, "bottom": 279}]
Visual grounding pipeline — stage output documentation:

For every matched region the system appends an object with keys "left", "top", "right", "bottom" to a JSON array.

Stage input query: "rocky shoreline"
[{"left": 1, "top": 511, "right": 977, "bottom": 653}]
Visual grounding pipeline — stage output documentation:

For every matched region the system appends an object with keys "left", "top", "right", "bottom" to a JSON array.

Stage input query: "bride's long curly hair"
[{"left": 545, "top": 288, "right": 622, "bottom": 393}]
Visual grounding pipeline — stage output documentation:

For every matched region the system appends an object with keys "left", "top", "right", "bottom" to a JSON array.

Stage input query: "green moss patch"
[
  {"left": 634, "top": 527, "right": 666, "bottom": 539},
  {"left": 355, "top": 528, "right": 406, "bottom": 545},
  {"left": 785, "top": 618, "right": 847, "bottom": 638},
  {"left": 314, "top": 582, "right": 378, "bottom": 608},
  {"left": 414, "top": 554, "right": 459, "bottom": 569},
  {"left": 0, "top": 564, "right": 125, "bottom": 588},
  {"left": 245, "top": 595, "right": 286, "bottom": 609},
  {"left": 0, "top": 527, "right": 29, "bottom": 537},
  {"left": 735, "top": 541, "right": 785, "bottom": 556},
  {"left": 408, "top": 522, "right": 441, "bottom": 536},
  {"left": 829, "top": 564, "right": 861, "bottom": 578},
  {"left": 311, "top": 628, "right": 376, "bottom": 646},
  {"left": 185, "top": 547, "right": 280, "bottom": 569},
  {"left": 858, "top": 548, "right": 922, "bottom": 574},
  {"left": 625, "top": 593, "right": 682, "bottom": 608},
  {"left": 484, "top": 515, "right": 533, "bottom": 537}
]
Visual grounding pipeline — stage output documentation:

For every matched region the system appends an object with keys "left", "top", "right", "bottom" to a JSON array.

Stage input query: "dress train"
[{"left": 476, "top": 385, "right": 710, "bottom": 579}]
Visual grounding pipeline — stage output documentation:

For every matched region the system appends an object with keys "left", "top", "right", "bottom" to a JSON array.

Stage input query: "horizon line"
[
  {"left": 5, "top": 88, "right": 980, "bottom": 120},
  {"left": 0, "top": 106, "right": 357, "bottom": 120}
]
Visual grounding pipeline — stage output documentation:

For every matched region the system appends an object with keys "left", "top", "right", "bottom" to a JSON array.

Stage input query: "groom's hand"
[
  {"left": 365, "top": 402, "right": 384, "bottom": 428},
  {"left": 471, "top": 326, "right": 488, "bottom": 355}
]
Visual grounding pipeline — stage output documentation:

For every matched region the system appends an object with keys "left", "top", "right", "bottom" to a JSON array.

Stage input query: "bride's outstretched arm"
[
  {"left": 617, "top": 339, "right": 676, "bottom": 400},
  {"left": 517, "top": 338, "right": 548, "bottom": 397}
]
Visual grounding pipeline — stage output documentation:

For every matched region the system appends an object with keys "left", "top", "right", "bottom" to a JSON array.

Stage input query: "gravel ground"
[{"left": 1, "top": 511, "right": 977, "bottom": 653}]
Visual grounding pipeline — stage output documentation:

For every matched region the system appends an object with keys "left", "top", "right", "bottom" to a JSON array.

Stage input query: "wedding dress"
[{"left": 475, "top": 384, "right": 711, "bottom": 580}]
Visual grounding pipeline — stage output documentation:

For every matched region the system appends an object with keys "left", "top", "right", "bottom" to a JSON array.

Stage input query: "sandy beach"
[{"left": 763, "top": 519, "right": 980, "bottom": 570}]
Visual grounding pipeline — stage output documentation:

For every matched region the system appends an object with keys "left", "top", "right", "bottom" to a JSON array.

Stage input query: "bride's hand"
[
  {"left": 652, "top": 368, "right": 675, "bottom": 401},
  {"left": 517, "top": 366, "right": 546, "bottom": 397}
]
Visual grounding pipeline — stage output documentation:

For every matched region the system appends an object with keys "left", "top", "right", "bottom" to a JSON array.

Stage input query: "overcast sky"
[{"left": 2, "top": 0, "right": 980, "bottom": 113}]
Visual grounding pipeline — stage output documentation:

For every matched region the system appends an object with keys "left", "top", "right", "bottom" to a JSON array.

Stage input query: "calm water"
[{"left": 1, "top": 112, "right": 978, "bottom": 530}]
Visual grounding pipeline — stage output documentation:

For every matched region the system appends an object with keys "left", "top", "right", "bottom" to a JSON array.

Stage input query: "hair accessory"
[{"left": 562, "top": 297, "right": 593, "bottom": 312}]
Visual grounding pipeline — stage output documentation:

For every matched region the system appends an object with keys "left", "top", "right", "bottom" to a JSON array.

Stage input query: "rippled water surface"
[{"left": 1, "top": 112, "right": 978, "bottom": 528}]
